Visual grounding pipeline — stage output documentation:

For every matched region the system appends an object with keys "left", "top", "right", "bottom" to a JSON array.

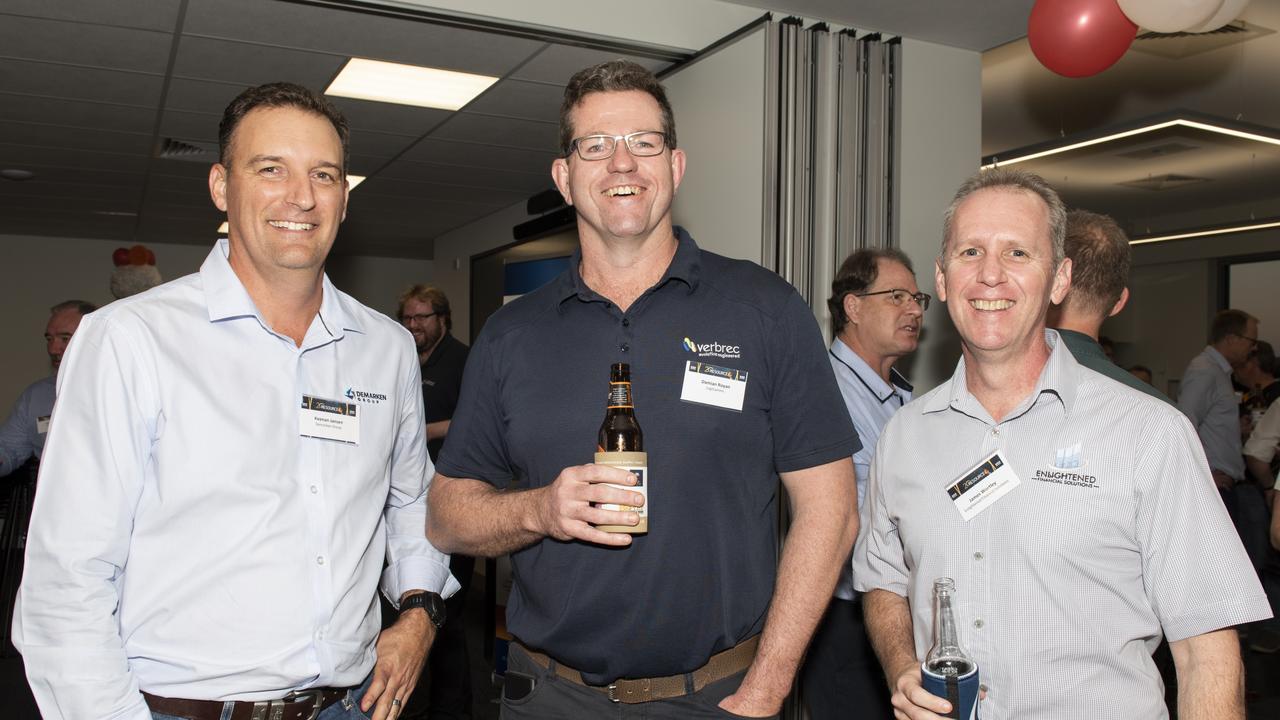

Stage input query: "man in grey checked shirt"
[{"left": 852, "top": 168, "right": 1270, "bottom": 719}]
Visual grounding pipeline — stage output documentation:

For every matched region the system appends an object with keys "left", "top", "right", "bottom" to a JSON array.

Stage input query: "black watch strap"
[{"left": 401, "top": 592, "right": 446, "bottom": 628}]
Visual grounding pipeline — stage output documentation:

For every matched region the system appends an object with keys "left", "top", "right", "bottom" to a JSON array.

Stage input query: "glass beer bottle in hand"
[
  {"left": 922, "top": 577, "right": 980, "bottom": 719},
  {"left": 594, "top": 362, "right": 648, "bottom": 534}
]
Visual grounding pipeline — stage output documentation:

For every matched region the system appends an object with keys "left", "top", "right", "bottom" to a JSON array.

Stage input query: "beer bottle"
[
  {"left": 922, "top": 577, "right": 980, "bottom": 718},
  {"left": 594, "top": 362, "right": 648, "bottom": 534}
]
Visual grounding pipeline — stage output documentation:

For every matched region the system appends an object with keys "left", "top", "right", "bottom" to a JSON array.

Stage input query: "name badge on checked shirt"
[
  {"left": 947, "top": 450, "right": 1020, "bottom": 521},
  {"left": 299, "top": 395, "right": 359, "bottom": 444}
]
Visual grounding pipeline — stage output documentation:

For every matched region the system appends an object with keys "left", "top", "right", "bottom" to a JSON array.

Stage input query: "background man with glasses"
[
  {"left": 802, "top": 248, "right": 923, "bottom": 719},
  {"left": 428, "top": 60, "right": 858, "bottom": 719},
  {"left": 1180, "top": 309, "right": 1260, "bottom": 490}
]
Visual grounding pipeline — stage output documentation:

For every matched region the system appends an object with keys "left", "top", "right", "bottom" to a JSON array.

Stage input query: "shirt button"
[
  {"left": 310, "top": 485, "right": 319, "bottom": 494},
  {"left": 622, "top": 318, "right": 630, "bottom": 327},
  {"left": 974, "top": 618, "right": 984, "bottom": 629},
  {"left": 620, "top": 343, "right": 630, "bottom": 352},
  {"left": 991, "top": 428, "right": 1000, "bottom": 437},
  {"left": 973, "top": 551, "right": 984, "bottom": 560},
  {"left": 316, "top": 556, "right": 326, "bottom": 565},
  {"left": 980, "top": 683, "right": 988, "bottom": 693}
]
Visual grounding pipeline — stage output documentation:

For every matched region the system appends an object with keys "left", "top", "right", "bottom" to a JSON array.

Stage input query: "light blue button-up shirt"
[
  {"left": 0, "top": 374, "right": 54, "bottom": 476},
  {"left": 828, "top": 337, "right": 912, "bottom": 600},
  {"left": 15, "top": 240, "right": 458, "bottom": 719}
]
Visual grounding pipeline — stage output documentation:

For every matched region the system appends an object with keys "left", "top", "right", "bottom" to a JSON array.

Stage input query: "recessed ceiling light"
[
  {"left": 1130, "top": 219, "right": 1280, "bottom": 246},
  {"left": 326, "top": 58, "right": 498, "bottom": 111},
  {"left": 1, "top": 168, "right": 35, "bottom": 181},
  {"left": 982, "top": 116, "right": 1280, "bottom": 170},
  {"left": 216, "top": 175, "right": 365, "bottom": 235}
]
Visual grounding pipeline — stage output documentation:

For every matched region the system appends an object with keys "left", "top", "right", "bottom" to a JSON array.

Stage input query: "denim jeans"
[{"left": 152, "top": 673, "right": 374, "bottom": 720}]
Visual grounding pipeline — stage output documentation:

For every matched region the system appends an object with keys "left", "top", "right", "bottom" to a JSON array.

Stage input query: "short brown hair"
[
  {"left": 50, "top": 300, "right": 97, "bottom": 317},
  {"left": 941, "top": 168, "right": 1066, "bottom": 269},
  {"left": 827, "top": 248, "right": 915, "bottom": 336},
  {"left": 558, "top": 60, "right": 676, "bottom": 157},
  {"left": 1061, "top": 209, "right": 1130, "bottom": 317},
  {"left": 219, "top": 82, "right": 349, "bottom": 170},
  {"left": 397, "top": 285, "right": 451, "bottom": 331},
  {"left": 1211, "top": 309, "right": 1256, "bottom": 344}
]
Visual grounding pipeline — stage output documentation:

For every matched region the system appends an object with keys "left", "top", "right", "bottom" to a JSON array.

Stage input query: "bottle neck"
[{"left": 927, "top": 588, "right": 970, "bottom": 663}]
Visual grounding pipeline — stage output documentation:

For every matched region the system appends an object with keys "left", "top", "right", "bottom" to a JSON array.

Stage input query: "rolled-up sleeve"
[
  {"left": 380, "top": 337, "right": 459, "bottom": 606},
  {"left": 13, "top": 314, "right": 154, "bottom": 720},
  {"left": 851, "top": 432, "right": 909, "bottom": 596}
]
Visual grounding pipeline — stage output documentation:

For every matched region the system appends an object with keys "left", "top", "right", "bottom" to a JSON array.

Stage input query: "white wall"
[
  {"left": 0, "top": 234, "right": 433, "bottom": 411},
  {"left": 894, "top": 39, "right": 983, "bottom": 394},
  {"left": 431, "top": 202, "right": 535, "bottom": 343}
]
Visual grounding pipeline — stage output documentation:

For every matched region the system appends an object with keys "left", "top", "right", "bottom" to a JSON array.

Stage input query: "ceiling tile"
[
  {"left": 164, "top": 78, "right": 249, "bottom": 115},
  {"left": 0, "top": 95, "right": 156, "bottom": 134},
  {"left": 0, "top": 15, "right": 173, "bottom": 73},
  {"left": 430, "top": 113, "right": 557, "bottom": 153},
  {"left": 512, "top": 46, "right": 671, "bottom": 85},
  {"left": 0, "top": 180, "right": 142, "bottom": 204},
  {"left": 400, "top": 138, "right": 557, "bottom": 175},
  {"left": 1, "top": 211, "right": 137, "bottom": 242},
  {"left": 0, "top": 59, "right": 164, "bottom": 106},
  {"left": 352, "top": 177, "right": 520, "bottom": 209},
  {"left": 171, "top": 36, "right": 346, "bottom": 88},
  {"left": 0, "top": 120, "right": 153, "bottom": 155},
  {"left": 328, "top": 97, "right": 451, "bottom": 136},
  {"left": 464, "top": 79, "right": 564, "bottom": 122},
  {"left": 158, "top": 109, "right": 221, "bottom": 143},
  {"left": 346, "top": 129, "right": 418, "bottom": 159},
  {"left": 379, "top": 158, "right": 552, "bottom": 194},
  {"left": 183, "top": 0, "right": 541, "bottom": 76},
  {"left": 0, "top": 143, "right": 152, "bottom": 173},
  {"left": 0, "top": 0, "right": 182, "bottom": 32}
]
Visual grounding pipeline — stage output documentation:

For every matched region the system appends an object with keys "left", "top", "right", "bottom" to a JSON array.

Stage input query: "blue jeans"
[{"left": 153, "top": 673, "right": 374, "bottom": 720}]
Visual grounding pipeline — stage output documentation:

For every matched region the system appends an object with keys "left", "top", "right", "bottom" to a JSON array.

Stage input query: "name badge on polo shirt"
[
  {"left": 36, "top": 416, "right": 50, "bottom": 435},
  {"left": 947, "top": 450, "right": 1020, "bottom": 521},
  {"left": 299, "top": 395, "right": 359, "bottom": 444},
  {"left": 680, "top": 361, "right": 748, "bottom": 412}
]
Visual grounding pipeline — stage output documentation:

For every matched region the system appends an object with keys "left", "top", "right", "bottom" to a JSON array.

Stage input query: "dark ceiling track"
[{"left": 276, "top": 0, "right": 694, "bottom": 63}]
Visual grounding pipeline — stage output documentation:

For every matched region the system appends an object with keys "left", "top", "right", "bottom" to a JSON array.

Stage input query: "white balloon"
[
  {"left": 1118, "top": 0, "right": 1222, "bottom": 33},
  {"left": 1187, "top": 0, "right": 1251, "bottom": 32}
]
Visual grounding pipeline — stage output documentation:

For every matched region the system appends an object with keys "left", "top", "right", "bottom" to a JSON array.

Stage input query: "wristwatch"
[{"left": 401, "top": 592, "right": 446, "bottom": 629}]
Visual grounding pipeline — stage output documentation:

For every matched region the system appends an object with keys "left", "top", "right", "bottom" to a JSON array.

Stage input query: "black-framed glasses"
[
  {"left": 400, "top": 312, "right": 438, "bottom": 325},
  {"left": 1233, "top": 332, "right": 1259, "bottom": 348},
  {"left": 854, "top": 288, "right": 931, "bottom": 311},
  {"left": 568, "top": 131, "right": 668, "bottom": 161}
]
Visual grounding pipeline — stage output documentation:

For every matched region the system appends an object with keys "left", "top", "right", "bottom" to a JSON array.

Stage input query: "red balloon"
[
  {"left": 1028, "top": 0, "right": 1137, "bottom": 78},
  {"left": 112, "top": 247, "right": 129, "bottom": 267}
]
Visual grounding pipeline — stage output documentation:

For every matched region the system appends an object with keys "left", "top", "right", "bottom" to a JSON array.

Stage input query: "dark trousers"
[
  {"left": 801, "top": 596, "right": 893, "bottom": 720},
  {"left": 500, "top": 643, "right": 775, "bottom": 720}
]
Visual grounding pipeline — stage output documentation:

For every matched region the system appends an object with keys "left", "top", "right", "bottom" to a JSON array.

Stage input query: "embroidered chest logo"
[
  {"left": 345, "top": 387, "right": 388, "bottom": 404},
  {"left": 682, "top": 336, "right": 741, "bottom": 360},
  {"left": 1033, "top": 444, "right": 1097, "bottom": 489}
]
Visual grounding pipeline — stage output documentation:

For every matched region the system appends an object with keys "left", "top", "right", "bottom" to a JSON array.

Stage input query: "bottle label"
[
  {"left": 607, "top": 381, "right": 633, "bottom": 408},
  {"left": 594, "top": 451, "right": 648, "bottom": 534}
]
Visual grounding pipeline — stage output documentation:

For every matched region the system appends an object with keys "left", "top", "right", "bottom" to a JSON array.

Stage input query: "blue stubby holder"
[{"left": 921, "top": 660, "right": 979, "bottom": 720}]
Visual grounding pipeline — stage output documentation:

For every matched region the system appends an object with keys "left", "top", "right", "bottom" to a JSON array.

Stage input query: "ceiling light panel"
[{"left": 326, "top": 58, "right": 498, "bottom": 111}]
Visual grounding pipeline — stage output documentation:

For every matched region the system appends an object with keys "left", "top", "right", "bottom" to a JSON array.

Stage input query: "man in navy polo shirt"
[{"left": 428, "top": 61, "right": 859, "bottom": 719}]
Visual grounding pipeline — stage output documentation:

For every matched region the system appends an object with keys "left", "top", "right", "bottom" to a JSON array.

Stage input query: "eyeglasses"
[
  {"left": 400, "top": 312, "right": 438, "bottom": 325},
  {"left": 854, "top": 289, "right": 931, "bottom": 311},
  {"left": 1233, "top": 332, "right": 1259, "bottom": 347},
  {"left": 568, "top": 131, "right": 668, "bottom": 161}
]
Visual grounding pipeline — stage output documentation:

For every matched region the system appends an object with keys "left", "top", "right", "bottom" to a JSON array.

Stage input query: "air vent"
[
  {"left": 157, "top": 138, "right": 219, "bottom": 162},
  {"left": 1132, "top": 21, "right": 1273, "bottom": 59},
  {"left": 1120, "top": 174, "right": 1210, "bottom": 191},
  {"left": 1115, "top": 142, "right": 1199, "bottom": 160}
]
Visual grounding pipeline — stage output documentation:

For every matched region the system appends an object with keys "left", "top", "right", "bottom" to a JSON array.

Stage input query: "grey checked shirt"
[{"left": 853, "top": 331, "right": 1269, "bottom": 719}]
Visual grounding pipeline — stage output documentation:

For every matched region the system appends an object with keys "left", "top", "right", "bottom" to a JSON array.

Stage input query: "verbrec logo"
[
  {"left": 345, "top": 387, "right": 387, "bottom": 404},
  {"left": 682, "top": 336, "right": 741, "bottom": 360}
]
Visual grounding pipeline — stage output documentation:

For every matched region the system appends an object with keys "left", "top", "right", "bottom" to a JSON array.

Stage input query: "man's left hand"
[{"left": 360, "top": 606, "right": 436, "bottom": 719}]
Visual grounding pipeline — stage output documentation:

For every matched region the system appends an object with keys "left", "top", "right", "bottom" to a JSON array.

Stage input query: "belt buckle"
[
  {"left": 281, "top": 689, "right": 325, "bottom": 720},
  {"left": 607, "top": 683, "right": 620, "bottom": 703}
]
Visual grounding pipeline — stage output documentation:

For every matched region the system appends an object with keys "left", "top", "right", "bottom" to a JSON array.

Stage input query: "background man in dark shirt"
[{"left": 397, "top": 285, "right": 473, "bottom": 719}]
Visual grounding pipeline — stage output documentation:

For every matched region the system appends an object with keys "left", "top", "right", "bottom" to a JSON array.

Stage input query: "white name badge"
[
  {"left": 299, "top": 395, "right": 359, "bottom": 444},
  {"left": 36, "top": 415, "right": 50, "bottom": 435},
  {"left": 947, "top": 450, "right": 1020, "bottom": 521},
  {"left": 680, "top": 361, "right": 748, "bottom": 412}
]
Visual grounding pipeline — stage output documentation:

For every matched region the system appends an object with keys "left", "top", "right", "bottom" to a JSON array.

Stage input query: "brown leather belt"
[
  {"left": 143, "top": 687, "right": 348, "bottom": 720},
  {"left": 517, "top": 635, "right": 758, "bottom": 704}
]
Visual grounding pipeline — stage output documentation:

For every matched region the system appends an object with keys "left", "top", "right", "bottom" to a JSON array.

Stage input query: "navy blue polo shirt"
[{"left": 436, "top": 228, "right": 859, "bottom": 684}]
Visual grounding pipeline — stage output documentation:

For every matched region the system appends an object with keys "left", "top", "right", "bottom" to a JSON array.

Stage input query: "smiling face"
[
  {"left": 551, "top": 90, "right": 685, "bottom": 246},
  {"left": 936, "top": 187, "right": 1071, "bottom": 364},
  {"left": 843, "top": 259, "right": 923, "bottom": 363},
  {"left": 209, "top": 105, "right": 348, "bottom": 283}
]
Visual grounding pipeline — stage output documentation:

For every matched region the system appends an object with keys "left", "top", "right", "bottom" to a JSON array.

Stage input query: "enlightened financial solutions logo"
[{"left": 682, "top": 336, "right": 741, "bottom": 360}]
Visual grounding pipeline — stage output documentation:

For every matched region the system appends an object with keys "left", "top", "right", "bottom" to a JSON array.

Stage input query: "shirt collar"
[
  {"left": 556, "top": 225, "right": 702, "bottom": 311},
  {"left": 829, "top": 337, "right": 911, "bottom": 403},
  {"left": 923, "top": 329, "right": 1079, "bottom": 419},
  {"left": 200, "top": 238, "right": 361, "bottom": 342},
  {"left": 1204, "top": 345, "right": 1232, "bottom": 374}
]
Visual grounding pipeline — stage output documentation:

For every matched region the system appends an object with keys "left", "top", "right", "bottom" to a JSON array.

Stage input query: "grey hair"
[{"left": 940, "top": 168, "right": 1066, "bottom": 268}]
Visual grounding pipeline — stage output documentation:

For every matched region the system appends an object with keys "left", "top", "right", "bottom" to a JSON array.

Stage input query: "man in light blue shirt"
[
  {"left": 0, "top": 300, "right": 94, "bottom": 478},
  {"left": 1179, "top": 309, "right": 1258, "bottom": 488},
  {"left": 15, "top": 83, "right": 457, "bottom": 720},
  {"left": 801, "top": 247, "right": 923, "bottom": 720}
]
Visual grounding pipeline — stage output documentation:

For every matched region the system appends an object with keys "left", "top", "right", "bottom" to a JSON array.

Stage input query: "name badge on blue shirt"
[
  {"left": 299, "top": 395, "right": 359, "bottom": 445},
  {"left": 947, "top": 450, "right": 1020, "bottom": 521},
  {"left": 680, "top": 361, "right": 748, "bottom": 412},
  {"left": 37, "top": 416, "right": 50, "bottom": 435}
]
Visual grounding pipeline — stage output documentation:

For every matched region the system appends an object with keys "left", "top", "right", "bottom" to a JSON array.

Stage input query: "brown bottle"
[{"left": 594, "top": 362, "right": 648, "bottom": 534}]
